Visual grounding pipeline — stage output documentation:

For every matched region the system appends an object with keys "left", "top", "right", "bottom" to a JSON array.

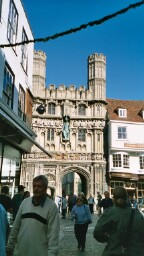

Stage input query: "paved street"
[{"left": 58, "top": 213, "right": 104, "bottom": 256}]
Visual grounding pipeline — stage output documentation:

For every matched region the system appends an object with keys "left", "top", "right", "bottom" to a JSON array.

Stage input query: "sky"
[{"left": 22, "top": 0, "right": 144, "bottom": 100}]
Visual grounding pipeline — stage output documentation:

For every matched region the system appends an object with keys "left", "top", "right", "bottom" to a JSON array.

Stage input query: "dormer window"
[
  {"left": 139, "top": 109, "right": 144, "bottom": 119},
  {"left": 118, "top": 108, "right": 127, "bottom": 118}
]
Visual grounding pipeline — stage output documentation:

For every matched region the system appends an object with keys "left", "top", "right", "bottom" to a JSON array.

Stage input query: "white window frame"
[
  {"left": 0, "top": 0, "right": 2, "bottom": 21},
  {"left": 7, "top": 0, "right": 18, "bottom": 45},
  {"left": 118, "top": 108, "right": 127, "bottom": 118},
  {"left": 2, "top": 64, "right": 14, "bottom": 108},
  {"left": 18, "top": 85, "right": 25, "bottom": 121},
  {"left": 112, "top": 153, "right": 129, "bottom": 169},
  {"left": 140, "top": 155, "right": 144, "bottom": 169},
  {"left": 21, "top": 29, "right": 28, "bottom": 72},
  {"left": 118, "top": 126, "right": 127, "bottom": 139}
]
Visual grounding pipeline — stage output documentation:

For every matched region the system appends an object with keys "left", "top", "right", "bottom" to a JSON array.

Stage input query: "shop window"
[
  {"left": 110, "top": 181, "right": 124, "bottom": 196},
  {"left": 137, "top": 182, "right": 144, "bottom": 199}
]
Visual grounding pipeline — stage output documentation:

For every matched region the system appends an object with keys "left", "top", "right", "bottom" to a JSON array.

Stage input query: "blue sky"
[{"left": 22, "top": 0, "right": 144, "bottom": 100}]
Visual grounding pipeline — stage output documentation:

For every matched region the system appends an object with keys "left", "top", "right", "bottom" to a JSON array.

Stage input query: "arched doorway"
[{"left": 60, "top": 166, "right": 91, "bottom": 197}]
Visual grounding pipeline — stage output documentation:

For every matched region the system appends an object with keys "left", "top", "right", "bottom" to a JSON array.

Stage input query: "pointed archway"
[{"left": 60, "top": 166, "right": 91, "bottom": 196}]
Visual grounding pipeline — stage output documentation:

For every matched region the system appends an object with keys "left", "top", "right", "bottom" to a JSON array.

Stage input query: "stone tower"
[
  {"left": 88, "top": 53, "right": 106, "bottom": 101},
  {"left": 32, "top": 50, "right": 46, "bottom": 97}
]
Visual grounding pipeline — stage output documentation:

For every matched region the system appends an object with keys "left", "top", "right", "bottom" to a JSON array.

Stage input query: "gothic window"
[
  {"left": 118, "top": 127, "right": 127, "bottom": 139},
  {"left": 97, "top": 134, "right": 100, "bottom": 142},
  {"left": 78, "top": 104, "right": 86, "bottom": 115},
  {"left": 18, "top": 85, "right": 25, "bottom": 121},
  {"left": 48, "top": 103, "right": 55, "bottom": 114},
  {"left": 7, "top": 0, "right": 18, "bottom": 45},
  {"left": 2, "top": 64, "right": 14, "bottom": 108},
  {"left": 47, "top": 129, "right": 54, "bottom": 141},
  {"left": 140, "top": 156, "right": 144, "bottom": 169},
  {"left": 78, "top": 129, "right": 86, "bottom": 142},
  {"left": 21, "top": 29, "right": 28, "bottom": 73}
]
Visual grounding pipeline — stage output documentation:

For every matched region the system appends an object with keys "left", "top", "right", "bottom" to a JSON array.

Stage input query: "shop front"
[{"left": 109, "top": 172, "right": 144, "bottom": 201}]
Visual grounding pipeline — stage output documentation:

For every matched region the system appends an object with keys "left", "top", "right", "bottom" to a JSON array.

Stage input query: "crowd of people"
[{"left": 0, "top": 179, "right": 144, "bottom": 255}]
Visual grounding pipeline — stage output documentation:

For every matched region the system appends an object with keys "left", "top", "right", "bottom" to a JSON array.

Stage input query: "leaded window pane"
[
  {"left": 113, "top": 154, "right": 121, "bottom": 167},
  {"left": 118, "top": 127, "right": 127, "bottom": 139}
]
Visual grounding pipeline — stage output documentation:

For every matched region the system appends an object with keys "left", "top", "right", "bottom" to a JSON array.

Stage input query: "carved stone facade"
[{"left": 21, "top": 51, "right": 108, "bottom": 197}]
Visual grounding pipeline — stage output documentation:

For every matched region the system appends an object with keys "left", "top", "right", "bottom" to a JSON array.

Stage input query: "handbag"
[{"left": 84, "top": 204, "right": 92, "bottom": 224}]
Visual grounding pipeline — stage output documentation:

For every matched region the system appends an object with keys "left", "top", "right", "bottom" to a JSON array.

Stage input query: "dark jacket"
[
  {"left": 93, "top": 205, "right": 144, "bottom": 256},
  {"left": 100, "top": 198, "right": 113, "bottom": 210}
]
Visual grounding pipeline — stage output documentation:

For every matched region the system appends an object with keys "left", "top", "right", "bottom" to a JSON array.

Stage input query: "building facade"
[
  {"left": 21, "top": 51, "right": 108, "bottom": 198},
  {"left": 107, "top": 99, "right": 144, "bottom": 199},
  {"left": 0, "top": 0, "right": 47, "bottom": 196}
]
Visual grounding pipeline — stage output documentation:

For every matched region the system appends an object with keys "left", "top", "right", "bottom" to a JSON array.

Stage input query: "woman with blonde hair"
[{"left": 93, "top": 186, "right": 144, "bottom": 256}]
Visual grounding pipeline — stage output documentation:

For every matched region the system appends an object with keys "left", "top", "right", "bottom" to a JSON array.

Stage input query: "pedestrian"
[
  {"left": 67, "top": 192, "right": 76, "bottom": 213},
  {"left": 79, "top": 192, "right": 88, "bottom": 205},
  {"left": 100, "top": 191, "right": 113, "bottom": 212},
  {"left": 71, "top": 197, "right": 92, "bottom": 251},
  {"left": 97, "top": 191, "right": 102, "bottom": 216},
  {"left": 11, "top": 184, "right": 25, "bottom": 220},
  {"left": 88, "top": 194, "right": 95, "bottom": 214},
  {"left": 61, "top": 194, "right": 67, "bottom": 219},
  {"left": 6, "top": 175, "right": 60, "bottom": 256},
  {"left": 129, "top": 194, "right": 138, "bottom": 209},
  {"left": 0, "top": 185, "right": 13, "bottom": 242},
  {"left": 93, "top": 186, "right": 144, "bottom": 256},
  {"left": 22, "top": 190, "right": 30, "bottom": 200},
  {"left": 57, "top": 196, "right": 62, "bottom": 212},
  {"left": 0, "top": 185, "right": 12, "bottom": 213},
  {"left": 0, "top": 203, "right": 8, "bottom": 256}
]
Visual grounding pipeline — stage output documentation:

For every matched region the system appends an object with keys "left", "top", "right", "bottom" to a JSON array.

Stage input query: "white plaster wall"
[
  {"left": 109, "top": 121, "right": 144, "bottom": 175},
  {"left": 109, "top": 121, "right": 144, "bottom": 149},
  {"left": 0, "top": 0, "right": 34, "bottom": 113}
]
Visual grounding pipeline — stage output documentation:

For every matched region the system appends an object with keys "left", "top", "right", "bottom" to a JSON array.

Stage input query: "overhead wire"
[{"left": 0, "top": 0, "right": 144, "bottom": 48}]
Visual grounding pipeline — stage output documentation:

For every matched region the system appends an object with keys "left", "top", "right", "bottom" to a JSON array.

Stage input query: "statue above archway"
[{"left": 62, "top": 115, "right": 70, "bottom": 141}]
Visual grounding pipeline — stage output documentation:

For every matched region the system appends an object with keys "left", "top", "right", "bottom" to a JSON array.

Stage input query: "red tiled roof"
[{"left": 106, "top": 98, "right": 144, "bottom": 122}]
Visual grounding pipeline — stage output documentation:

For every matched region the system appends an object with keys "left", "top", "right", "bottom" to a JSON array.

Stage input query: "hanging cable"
[{"left": 0, "top": 0, "right": 144, "bottom": 48}]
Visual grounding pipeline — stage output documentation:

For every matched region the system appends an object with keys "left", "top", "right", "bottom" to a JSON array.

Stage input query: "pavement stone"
[{"left": 58, "top": 213, "right": 104, "bottom": 256}]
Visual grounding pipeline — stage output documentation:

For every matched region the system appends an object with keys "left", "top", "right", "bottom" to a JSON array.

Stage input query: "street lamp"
[{"left": 36, "top": 104, "right": 46, "bottom": 114}]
